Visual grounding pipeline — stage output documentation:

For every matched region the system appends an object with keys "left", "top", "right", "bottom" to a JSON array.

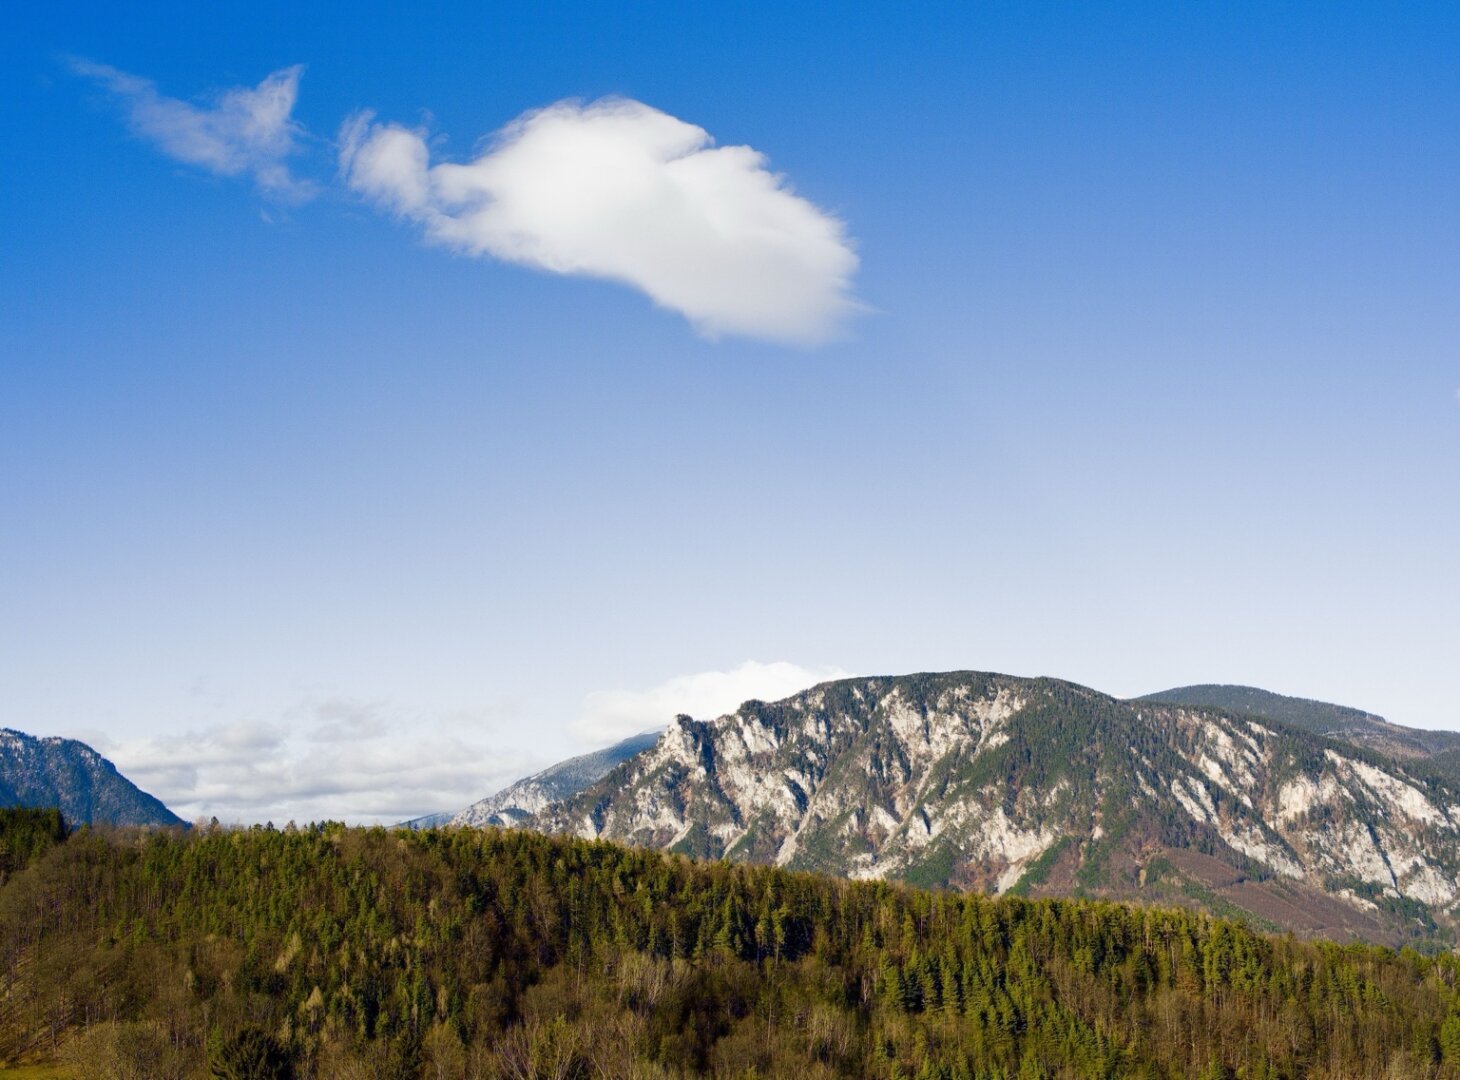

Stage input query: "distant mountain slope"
[
  {"left": 403, "top": 730, "right": 661, "bottom": 829},
  {"left": 532, "top": 672, "right": 1460, "bottom": 946},
  {"left": 1139, "top": 684, "right": 1460, "bottom": 760},
  {"left": 0, "top": 729, "right": 182, "bottom": 827}
]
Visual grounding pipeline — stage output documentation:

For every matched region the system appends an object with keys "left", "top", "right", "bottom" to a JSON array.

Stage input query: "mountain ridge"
[
  {"left": 402, "top": 730, "right": 661, "bottom": 829},
  {"left": 529, "top": 670, "right": 1460, "bottom": 946},
  {"left": 1139, "top": 683, "right": 1460, "bottom": 760},
  {"left": 0, "top": 728, "right": 182, "bottom": 827}
]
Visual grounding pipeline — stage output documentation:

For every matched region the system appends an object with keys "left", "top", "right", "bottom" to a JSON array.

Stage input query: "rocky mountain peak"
[{"left": 532, "top": 671, "right": 1460, "bottom": 946}]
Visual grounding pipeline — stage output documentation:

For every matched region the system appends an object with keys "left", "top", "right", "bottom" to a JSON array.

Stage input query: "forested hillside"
[
  {"left": 4, "top": 817, "right": 1460, "bottom": 1078},
  {"left": 1138, "top": 685, "right": 1460, "bottom": 761},
  {"left": 0, "top": 807, "right": 67, "bottom": 885}
]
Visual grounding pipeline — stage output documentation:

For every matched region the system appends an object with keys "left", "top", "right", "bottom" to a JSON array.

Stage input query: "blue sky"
[{"left": 3, "top": 2, "right": 1458, "bottom": 822}]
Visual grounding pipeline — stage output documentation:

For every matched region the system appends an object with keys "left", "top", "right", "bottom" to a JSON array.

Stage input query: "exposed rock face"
[
  {"left": 531, "top": 672, "right": 1460, "bottom": 945},
  {"left": 0, "top": 728, "right": 182, "bottom": 827},
  {"left": 401, "top": 731, "right": 662, "bottom": 829}
]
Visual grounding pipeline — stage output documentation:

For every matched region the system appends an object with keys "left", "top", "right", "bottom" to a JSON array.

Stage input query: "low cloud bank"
[
  {"left": 96, "top": 698, "right": 529, "bottom": 826},
  {"left": 94, "top": 660, "right": 849, "bottom": 825}
]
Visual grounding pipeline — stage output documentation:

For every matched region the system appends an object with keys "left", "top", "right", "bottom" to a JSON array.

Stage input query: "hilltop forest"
[{"left": 3, "top": 809, "right": 1460, "bottom": 1079}]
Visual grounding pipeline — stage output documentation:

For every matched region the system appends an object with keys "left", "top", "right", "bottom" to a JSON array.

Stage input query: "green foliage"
[
  {"left": 209, "top": 1027, "right": 293, "bottom": 1080},
  {"left": 2, "top": 822, "right": 1459, "bottom": 1078},
  {"left": 899, "top": 844, "right": 955, "bottom": 891},
  {"left": 1140, "top": 684, "right": 1391, "bottom": 737},
  {"left": 1173, "top": 876, "right": 1281, "bottom": 934},
  {"left": 1006, "top": 838, "right": 1070, "bottom": 897},
  {"left": 0, "top": 808, "right": 67, "bottom": 885}
]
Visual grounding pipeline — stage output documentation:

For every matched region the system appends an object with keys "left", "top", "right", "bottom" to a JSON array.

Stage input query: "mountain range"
[
  {"left": 0, "top": 728, "right": 181, "bottom": 827},
  {"left": 516, "top": 672, "right": 1460, "bottom": 947},
  {"left": 403, "top": 730, "right": 660, "bottom": 829},
  {"left": 12, "top": 671, "right": 1460, "bottom": 947}
]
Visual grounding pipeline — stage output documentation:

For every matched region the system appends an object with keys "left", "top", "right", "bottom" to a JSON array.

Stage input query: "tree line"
[{"left": 2, "top": 811, "right": 1459, "bottom": 1078}]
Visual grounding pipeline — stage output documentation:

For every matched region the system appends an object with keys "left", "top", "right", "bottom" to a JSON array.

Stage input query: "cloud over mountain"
[
  {"left": 339, "top": 99, "right": 859, "bottom": 344},
  {"left": 574, "top": 660, "right": 851, "bottom": 744}
]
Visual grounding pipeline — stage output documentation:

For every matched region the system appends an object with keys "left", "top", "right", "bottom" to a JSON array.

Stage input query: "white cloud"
[
  {"left": 574, "top": 660, "right": 851, "bottom": 744},
  {"left": 72, "top": 58, "right": 312, "bottom": 198},
  {"left": 339, "top": 99, "right": 860, "bottom": 344},
  {"left": 93, "top": 698, "right": 532, "bottom": 826},
  {"left": 84, "top": 664, "right": 849, "bottom": 824}
]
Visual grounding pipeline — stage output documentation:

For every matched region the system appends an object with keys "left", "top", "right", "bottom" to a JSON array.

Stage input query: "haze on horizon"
[{"left": 3, "top": 2, "right": 1458, "bottom": 824}]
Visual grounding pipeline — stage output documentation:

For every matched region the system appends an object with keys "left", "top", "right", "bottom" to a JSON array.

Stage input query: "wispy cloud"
[
  {"left": 71, "top": 58, "right": 313, "bottom": 199},
  {"left": 94, "top": 697, "right": 531, "bottom": 825},
  {"left": 339, "top": 99, "right": 860, "bottom": 344},
  {"left": 68, "top": 61, "right": 860, "bottom": 342},
  {"left": 573, "top": 660, "right": 851, "bottom": 744}
]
